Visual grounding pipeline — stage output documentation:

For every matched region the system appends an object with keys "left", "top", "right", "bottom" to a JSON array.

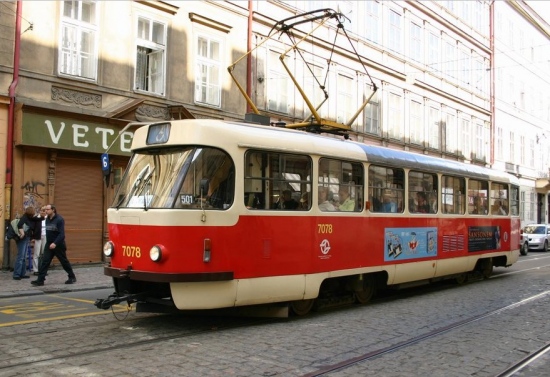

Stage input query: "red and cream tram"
[{"left": 95, "top": 119, "right": 520, "bottom": 316}]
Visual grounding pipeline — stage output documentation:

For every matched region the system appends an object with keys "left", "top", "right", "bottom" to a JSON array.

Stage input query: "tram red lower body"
[{"left": 106, "top": 215, "right": 515, "bottom": 281}]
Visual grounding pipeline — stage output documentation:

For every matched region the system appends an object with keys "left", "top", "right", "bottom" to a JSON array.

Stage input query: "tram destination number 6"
[{"left": 318, "top": 224, "right": 333, "bottom": 234}]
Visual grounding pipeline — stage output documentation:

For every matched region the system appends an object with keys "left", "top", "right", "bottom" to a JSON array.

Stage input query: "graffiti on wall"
[{"left": 21, "top": 179, "right": 46, "bottom": 213}]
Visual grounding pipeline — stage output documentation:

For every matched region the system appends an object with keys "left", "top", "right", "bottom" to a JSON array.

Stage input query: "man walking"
[{"left": 31, "top": 204, "right": 77, "bottom": 286}]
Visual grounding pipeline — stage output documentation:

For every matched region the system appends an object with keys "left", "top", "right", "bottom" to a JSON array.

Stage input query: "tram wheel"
[
  {"left": 354, "top": 275, "right": 375, "bottom": 304},
  {"left": 480, "top": 258, "right": 493, "bottom": 279},
  {"left": 454, "top": 273, "right": 468, "bottom": 285},
  {"left": 289, "top": 299, "right": 315, "bottom": 316}
]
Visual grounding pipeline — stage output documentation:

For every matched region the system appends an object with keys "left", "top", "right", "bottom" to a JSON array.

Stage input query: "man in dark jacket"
[{"left": 31, "top": 204, "right": 77, "bottom": 286}]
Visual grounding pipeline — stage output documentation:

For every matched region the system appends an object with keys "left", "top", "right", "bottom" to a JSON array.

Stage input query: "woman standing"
[{"left": 12, "top": 207, "right": 37, "bottom": 280}]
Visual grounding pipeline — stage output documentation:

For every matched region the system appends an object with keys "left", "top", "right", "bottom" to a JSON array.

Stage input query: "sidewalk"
[{"left": 0, "top": 263, "right": 114, "bottom": 298}]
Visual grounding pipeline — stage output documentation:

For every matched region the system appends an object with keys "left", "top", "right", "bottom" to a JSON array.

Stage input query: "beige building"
[{"left": 0, "top": 1, "right": 548, "bottom": 267}]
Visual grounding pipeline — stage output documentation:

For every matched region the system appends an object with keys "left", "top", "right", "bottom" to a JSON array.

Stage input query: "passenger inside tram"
[
  {"left": 336, "top": 186, "right": 355, "bottom": 211},
  {"left": 381, "top": 190, "right": 397, "bottom": 213},
  {"left": 318, "top": 186, "right": 335, "bottom": 211}
]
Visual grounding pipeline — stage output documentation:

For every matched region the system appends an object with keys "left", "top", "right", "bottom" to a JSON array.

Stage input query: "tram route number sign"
[{"left": 101, "top": 153, "right": 110, "bottom": 176}]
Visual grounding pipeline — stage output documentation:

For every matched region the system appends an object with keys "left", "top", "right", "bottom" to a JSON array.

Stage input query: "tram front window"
[{"left": 112, "top": 147, "right": 234, "bottom": 209}]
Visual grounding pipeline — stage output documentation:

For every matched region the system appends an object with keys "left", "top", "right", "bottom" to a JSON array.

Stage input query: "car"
[{"left": 519, "top": 224, "right": 550, "bottom": 255}]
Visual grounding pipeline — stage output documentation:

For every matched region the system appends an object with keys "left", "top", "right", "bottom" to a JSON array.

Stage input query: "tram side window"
[
  {"left": 490, "top": 182, "right": 509, "bottom": 215},
  {"left": 244, "top": 150, "right": 312, "bottom": 210},
  {"left": 509, "top": 185, "right": 519, "bottom": 216},
  {"left": 368, "top": 165, "right": 404, "bottom": 213},
  {"left": 408, "top": 171, "right": 437, "bottom": 214},
  {"left": 319, "top": 158, "right": 364, "bottom": 212},
  {"left": 468, "top": 179, "right": 488, "bottom": 215},
  {"left": 441, "top": 175, "right": 465, "bottom": 214}
]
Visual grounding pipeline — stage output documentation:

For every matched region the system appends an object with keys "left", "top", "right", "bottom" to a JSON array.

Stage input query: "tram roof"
[
  {"left": 133, "top": 119, "right": 518, "bottom": 185},
  {"left": 356, "top": 143, "right": 519, "bottom": 184}
]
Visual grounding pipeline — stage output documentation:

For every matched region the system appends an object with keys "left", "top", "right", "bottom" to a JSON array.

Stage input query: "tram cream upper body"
[{"left": 131, "top": 119, "right": 368, "bottom": 160}]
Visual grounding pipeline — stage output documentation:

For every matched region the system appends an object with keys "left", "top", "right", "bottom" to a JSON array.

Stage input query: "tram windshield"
[{"left": 112, "top": 147, "right": 234, "bottom": 210}]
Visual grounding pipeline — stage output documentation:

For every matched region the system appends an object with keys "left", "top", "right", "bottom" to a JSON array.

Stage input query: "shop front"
[{"left": 7, "top": 111, "right": 132, "bottom": 265}]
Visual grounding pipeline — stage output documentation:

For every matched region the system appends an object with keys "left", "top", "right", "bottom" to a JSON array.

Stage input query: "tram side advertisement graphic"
[
  {"left": 468, "top": 226, "right": 503, "bottom": 252},
  {"left": 384, "top": 227, "right": 437, "bottom": 261}
]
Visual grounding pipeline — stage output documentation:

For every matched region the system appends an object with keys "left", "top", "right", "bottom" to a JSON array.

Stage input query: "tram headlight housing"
[
  {"left": 150, "top": 245, "right": 167, "bottom": 262},
  {"left": 103, "top": 241, "right": 114, "bottom": 257}
]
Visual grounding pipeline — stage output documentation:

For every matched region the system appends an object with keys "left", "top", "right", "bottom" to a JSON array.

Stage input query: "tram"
[{"left": 95, "top": 119, "right": 520, "bottom": 316}]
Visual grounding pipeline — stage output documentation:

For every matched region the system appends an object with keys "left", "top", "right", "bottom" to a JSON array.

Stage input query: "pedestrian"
[
  {"left": 31, "top": 206, "right": 47, "bottom": 275},
  {"left": 31, "top": 204, "right": 77, "bottom": 286},
  {"left": 12, "top": 207, "right": 38, "bottom": 280}
]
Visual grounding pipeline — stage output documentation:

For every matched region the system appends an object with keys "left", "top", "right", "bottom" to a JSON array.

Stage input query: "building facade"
[
  {"left": 492, "top": 1, "right": 550, "bottom": 226},
  {"left": 0, "top": 0, "right": 548, "bottom": 267}
]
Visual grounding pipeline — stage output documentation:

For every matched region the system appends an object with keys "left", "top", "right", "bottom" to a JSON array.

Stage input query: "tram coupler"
[{"left": 94, "top": 292, "right": 144, "bottom": 310}]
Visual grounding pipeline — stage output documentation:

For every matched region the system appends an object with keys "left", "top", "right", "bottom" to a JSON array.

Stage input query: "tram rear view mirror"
[{"left": 199, "top": 178, "right": 209, "bottom": 197}]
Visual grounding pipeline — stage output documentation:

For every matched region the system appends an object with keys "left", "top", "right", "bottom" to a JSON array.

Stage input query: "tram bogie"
[{"left": 95, "top": 119, "right": 521, "bottom": 317}]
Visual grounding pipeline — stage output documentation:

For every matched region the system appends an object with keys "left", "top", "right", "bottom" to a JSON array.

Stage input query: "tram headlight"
[
  {"left": 103, "top": 241, "right": 114, "bottom": 257},
  {"left": 150, "top": 245, "right": 163, "bottom": 262}
]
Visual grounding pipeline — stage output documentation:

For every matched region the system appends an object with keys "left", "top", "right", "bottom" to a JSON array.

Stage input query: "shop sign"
[{"left": 21, "top": 113, "right": 134, "bottom": 156}]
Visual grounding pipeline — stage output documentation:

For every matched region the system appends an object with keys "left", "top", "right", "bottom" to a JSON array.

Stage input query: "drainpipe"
[
  {"left": 3, "top": 0, "right": 21, "bottom": 269},
  {"left": 6, "top": 0, "right": 22, "bottom": 214},
  {"left": 246, "top": 0, "right": 253, "bottom": 113},
  {"left": 489, "top": 1, "right": 495, "bottom": 166}
]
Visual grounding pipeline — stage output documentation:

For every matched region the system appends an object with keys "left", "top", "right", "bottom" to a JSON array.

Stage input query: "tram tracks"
[
  {"left": 495, "top": 342, "right": 550, "bottom": 377},
  {"left": 2, "top": 290, "right": 548, "bottom": 373},
  {"left": 1, "top": 260, "right": 548, "bottom": 374},
  {"left": 301, "top": 290, "right": 550, "bottom": 377},
  {"left": 0, "top": 314, "right": 276, "bottom": 370}
]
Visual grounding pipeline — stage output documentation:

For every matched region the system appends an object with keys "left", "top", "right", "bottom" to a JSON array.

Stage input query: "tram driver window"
[
  {"left": 368, "top": 165, "right": 404, "bottom": 213},
  {"left": 319, "top": 158, "right": 364, "bottom": 212},
  {"left": 408, "top": 171, "right": 437, "bottom": 214},
  {"left": 174, "top": 148, "right": 235, "bottom": 210}
]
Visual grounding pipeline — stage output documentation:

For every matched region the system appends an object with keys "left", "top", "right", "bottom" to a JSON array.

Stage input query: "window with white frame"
[
  {"left": 529, "top": 138, "right": 534, "bottom": 168},
  {"left": 59, "top": 0, "right": 98, "bottom": 80},
  {"left": 475, "top": 122, "right": 484, "bottom": 160},
  {"left": 496, "top": 126, "right": 503, "bottom": 160},
  {"left": 458, "top": 48, "right": 470, "bottom": 85},
  {"left": 388, "top": 92, "right": 402, "bottom": 139},
  {"left": 365, "top": 1, "right": 380, "bottom": 44},
  {"left": 460, "top": 1, "right": 470, "bottom": 23},
  {"left": 195, "top": 34, "right": 222, "bottom": 107},
  {"left": 459, "top": 117, "right": 470, "bottom": 158},
  {"left": 428, "top": 106, "right": 440, "bottom": 149},
  {"left": 520, "top": 135, "right": 525, "bottom": 165},
  {"left": 509, "top": 131, "right": 515, "bottom": 162},
  {"left": 445, "top": 112, "right": 456, "bottom": 153},
  {"left": 409, "top": 99, "right": 423, "bottom": 144},
  {"left": 444, "top": 41, "right": 456, "bottom": 80},
  {"left": 303, "top": 63, "right": 326, "bottom": 119},
  {"left": 336, "top": 73, "right": 354, "bottom": 124},
  {"left": 427, "top": 32, "right": 440, "bottom": 73},
  {"left": 364, "top": 89, "right": 380, "bottom": 135},
  {"left": 472, "top": 58, "right": 485, "bottom": 94},
  {"left": 409, "top": 22, "right": 422, "bottom": 63},
  {"left": 388, "top": 9, "right": 402, "bottom": 53},
  {"left": 135, "top": 16, "right": 166, "bottom": 95},
  {"left": 267, "top": 50, "right": 289, "bottom": 114}
]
